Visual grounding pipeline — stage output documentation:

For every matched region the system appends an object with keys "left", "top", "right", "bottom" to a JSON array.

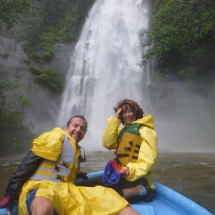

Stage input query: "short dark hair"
[{"left": 66, "top": 115, "right": 88, "bottom": 129}]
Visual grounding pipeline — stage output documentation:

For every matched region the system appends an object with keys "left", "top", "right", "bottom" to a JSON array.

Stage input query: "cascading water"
[{"left": 58, "top": 0, "right": 152, "bottom": 150}]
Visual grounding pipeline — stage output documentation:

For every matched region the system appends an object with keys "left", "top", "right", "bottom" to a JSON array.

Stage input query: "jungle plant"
[
  {"left": 143, "top": 0, "right": 215, "bottom": 82},
  {"left": 30, "top": 66, "right": 65, "bottom": 93},
  {"left": 0, "top": 0, "right": 30, "bottom": 28},
  {"left": 0, "top": 70, "right": 35, "bottom": 155},
  {"left": 17, "top": 0, "right": 95, "bottom": 63}
]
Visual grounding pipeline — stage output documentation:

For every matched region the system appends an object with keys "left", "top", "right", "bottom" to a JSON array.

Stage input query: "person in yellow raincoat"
[
  {"left": 79, "top": 99, "right": 157, "bottom": 203},
  {"left": 0, "top": 115, "right": 140, "bottom": 215}
]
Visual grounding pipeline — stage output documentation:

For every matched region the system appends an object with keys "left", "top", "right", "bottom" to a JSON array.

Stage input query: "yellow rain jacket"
[
  {"left": 102, "top": 114, "right": 157, "bottom": 189},
  {"left": 19, "top": 127, "right": 128, "bottom": 215}
]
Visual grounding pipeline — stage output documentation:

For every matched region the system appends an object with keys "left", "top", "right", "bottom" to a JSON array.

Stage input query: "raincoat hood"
[{"left": 132, "top": 114, "right": 154, "bottom": 129}]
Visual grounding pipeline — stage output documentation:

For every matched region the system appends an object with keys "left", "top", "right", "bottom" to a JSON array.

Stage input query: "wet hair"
[
  {"left": 114, "top": 99, "right": 144, "bottom": 125},
  {"left": 66, "top": 115, "right": 88, "bottom": 129}
]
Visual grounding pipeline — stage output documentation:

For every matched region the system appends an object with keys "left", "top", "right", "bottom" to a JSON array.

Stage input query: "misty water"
[
  {"left": 57, "top": 0, "right": 215, "bottom": 153},
  {"left": 58, "top": 0, "right": 152, "bottom": 149},
  {"left": 0, "top": 152, "right": 214, "bottom": 214}
]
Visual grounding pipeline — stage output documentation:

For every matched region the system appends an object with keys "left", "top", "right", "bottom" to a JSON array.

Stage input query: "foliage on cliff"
[
  {"left": 0, "top": 0, "right": 30, "bottom": 28},
  {"left": 0, "top": 0, "right": 95, "bottom": 154},
  {"left": 30, "top": 66, "right": 65, "bottom": 93},
  {"left": 142, "top": 0, "right": 215, "bottom": 83},
  {"left": 18, "top": 0, "right": 95, "bottom": 63},
  {"left": 1, "top": 0, "right": 95, "bottom": 93},
  {"left": 0, "top": 70, "right": 35, "bottom": 155}
]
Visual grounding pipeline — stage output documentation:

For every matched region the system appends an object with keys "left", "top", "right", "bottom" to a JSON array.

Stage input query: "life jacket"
[
  {"left": 30, "top": 135, "right": 80, "bottom": 183},
  {"left": 116, "top": 123, "right": 142, "bottom": 166}
]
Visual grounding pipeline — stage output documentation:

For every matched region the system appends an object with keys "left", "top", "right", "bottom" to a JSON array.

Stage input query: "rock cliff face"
[{"left": 0, "top": 35, "right": 76, "bottom": 134}]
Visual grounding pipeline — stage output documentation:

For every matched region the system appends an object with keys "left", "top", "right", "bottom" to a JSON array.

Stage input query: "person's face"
[
  {"left": 65, "top": 117, "right": 87, "bottom": 143},
  {"left": 121, "top": 105, "right": 136, "bottom": 125}
]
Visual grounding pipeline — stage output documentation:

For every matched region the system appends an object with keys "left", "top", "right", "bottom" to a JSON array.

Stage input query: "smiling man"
[
  {"left": 65, "top": 116, "right": 87, "bottom": 143},
  {"left": 0, "top": 115, "right": 140, "bottom": 215}
]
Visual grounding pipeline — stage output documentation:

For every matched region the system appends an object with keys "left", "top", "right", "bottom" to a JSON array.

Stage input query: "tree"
[
  {"left": 15, "top": 94, "right": 35, "bottom": 124},
  {"left": 142, "top": 0, "right": 215, "bottom": 82},
  {"left": 0, "top": 0, "right": 30, "bottom": 28},
  {"left": 0, "top": 71, "right": 35, "bottom": 155}
]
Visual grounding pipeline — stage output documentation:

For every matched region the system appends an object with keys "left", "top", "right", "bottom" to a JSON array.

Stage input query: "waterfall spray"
[{"left": 58, "top": 0, "right": 151, "bottom": 150}]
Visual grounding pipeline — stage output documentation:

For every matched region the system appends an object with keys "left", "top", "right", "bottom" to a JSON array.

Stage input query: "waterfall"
[{"left": 58, "top": 0, "right": 151, "bottom": 150}]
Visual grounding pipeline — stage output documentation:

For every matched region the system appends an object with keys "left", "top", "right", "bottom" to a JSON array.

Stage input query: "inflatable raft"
[{"left": 0, "top": 171, "right": 212, "bottom": 215}]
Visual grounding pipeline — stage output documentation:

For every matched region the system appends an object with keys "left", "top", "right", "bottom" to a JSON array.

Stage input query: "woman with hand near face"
[
  {"left": 102, "top": 99, "right": 158, "bottom": 202},
  {"left": 78, "top": 99, "right": 157, "bottom": 202}
]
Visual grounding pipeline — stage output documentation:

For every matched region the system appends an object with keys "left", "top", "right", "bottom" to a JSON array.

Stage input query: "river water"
[{"left": 0, "top": 152, "right": 214, "bottom": 214}]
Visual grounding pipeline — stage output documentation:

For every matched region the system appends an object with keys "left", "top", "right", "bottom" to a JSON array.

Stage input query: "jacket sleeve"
[
  {"left": 102, "top": 117, "right": 122, "bottom": 150},
  {"left": 126, "top": 126, "right": 158, "bottom": 181},
  {"left": 4, "top": 151, "right": 44, "bottom": 199}
]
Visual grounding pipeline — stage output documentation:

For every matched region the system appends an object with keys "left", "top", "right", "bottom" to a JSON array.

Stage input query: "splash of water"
[{"left": 58, "top": 0, "right": 151, "bottom": 150}]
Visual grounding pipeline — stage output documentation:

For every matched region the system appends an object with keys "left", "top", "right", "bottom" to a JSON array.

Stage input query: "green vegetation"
[
  {"left": 142, "top": 0, "right": 215, "bottom": 83},
  {"left": 0, "top": 53, "right": 9, "bottom": 59},
  {"left": 0, "top": 0, "right": 95, "bottom": 91},
  {"left": 0, "top": 0, "right": 30, "bottom": 28},
  {"left": 0, "top": 70, "right": 35, "bottom": 155},
  {"left": 17, "top": 0, "right": 95, "bottom": 63},
  {"left": 30, "top": 66, "right": 65, "bottom": 93},
  {"left": 0, "top": 0, "right": 95, "bottom": 155}
]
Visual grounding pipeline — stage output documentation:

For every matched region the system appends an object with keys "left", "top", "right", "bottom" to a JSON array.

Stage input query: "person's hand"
[
  {"left": 77, "top": 171, "right": 88, "bottom": 179},
  {"left": 7, "top": 196, "right": 15, "bottom": 215},
  {"left": 115, "top": 108, "right": 122, "bottom": 120},
  {"left": 0, "top": 195, "right": 15, "bottom": 215},
  {"left": 120, "top": 168, "right": 130, "bottom": 178}
]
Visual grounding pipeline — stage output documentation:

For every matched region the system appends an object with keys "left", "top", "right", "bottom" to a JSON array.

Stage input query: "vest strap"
[
  {"left": 117, "top": 153, "right": 129, "bottom": 158},
  {"left": 60, "top": 160, "right": 74, "bottom": 170},
  {"left": 54, "top": 174, "right": 69, "bottom": 182},
  {"left": 55, "top": 166, "right": 61, "bottom": 172},
  {"left": 132, "top": 155, "right": 138, "bottom": 160},
  {"left": 35, "top": 170, "right": 52, "bottom": 177},
  {"left": 59, "top": 160, "right": 78, "bottom": 175},
  {"left": 40, "top": 163, "right": 55, "bottom": 169},
  {"left": 136, "top": 144, "right": 140, "bottom": 149}
]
